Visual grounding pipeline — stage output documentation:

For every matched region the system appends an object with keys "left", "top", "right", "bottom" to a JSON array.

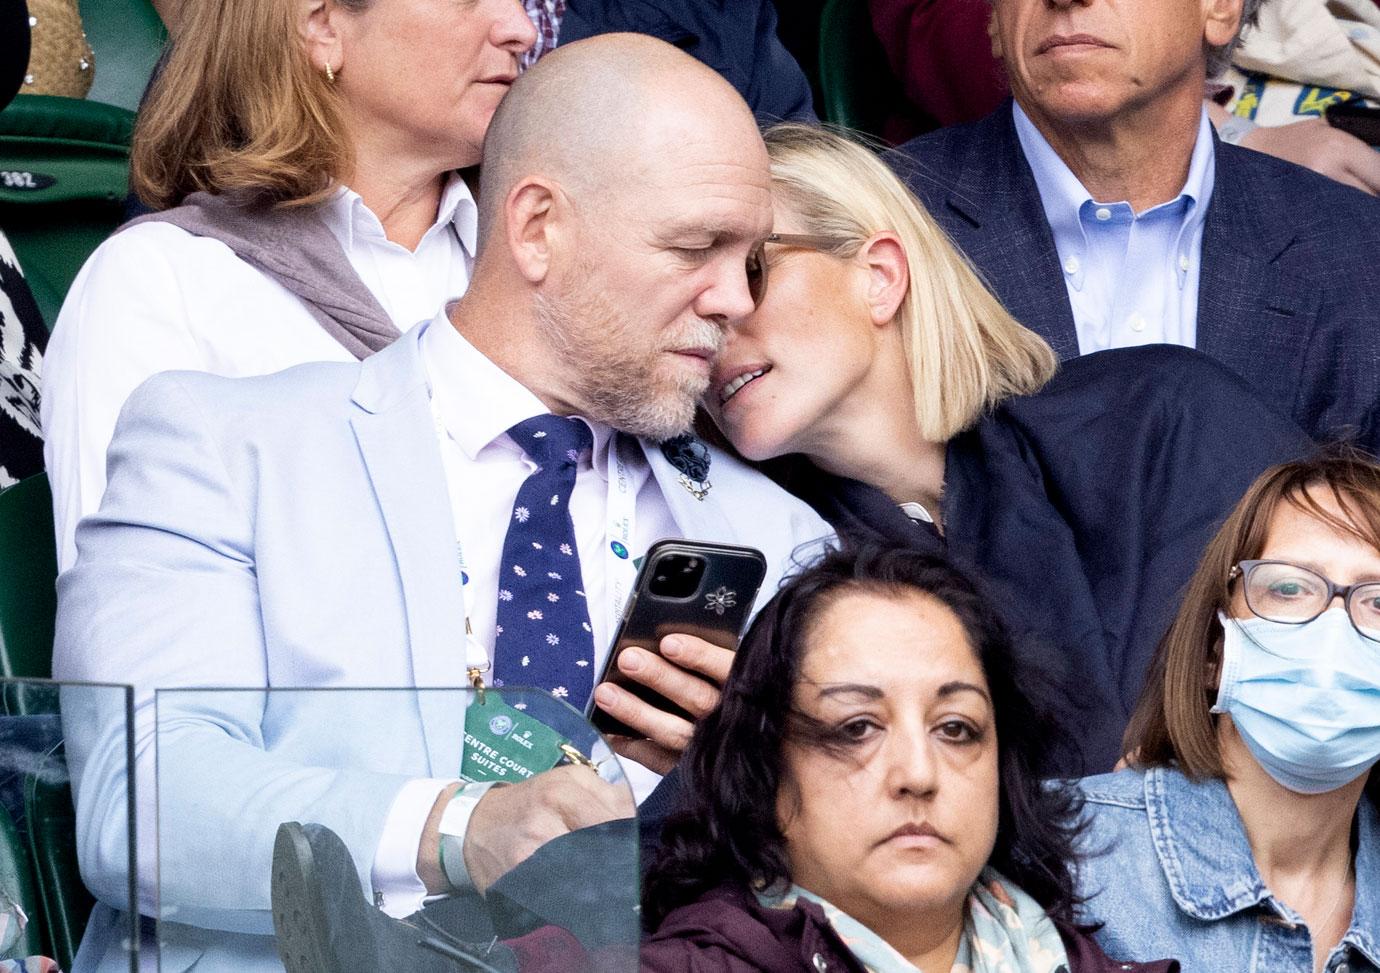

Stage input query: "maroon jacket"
[{"left": 638, "top": 885, "right": 1180, "bottom": 973}]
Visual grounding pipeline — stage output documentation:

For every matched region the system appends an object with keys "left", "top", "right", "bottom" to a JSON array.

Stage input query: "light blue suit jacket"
[{"left": 52, "top": 323, "right": 833, "bottom": 973}]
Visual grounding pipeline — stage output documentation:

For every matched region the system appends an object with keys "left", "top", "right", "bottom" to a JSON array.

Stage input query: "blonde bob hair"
[
  {"left": 763, "top": 123, "right": 1057, "bottom": 442},
  {"left": 131, "top": 0, "right": 370, "bottom": 210}
]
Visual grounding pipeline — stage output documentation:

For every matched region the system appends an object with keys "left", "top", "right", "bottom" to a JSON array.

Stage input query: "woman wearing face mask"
[
  {"left": 1076, "top": 451, "right": 1380, "bottom": 973},
  {"left": 640, "top": 544, "right": 1179, "bottom": 973},
  {"left": 704, "top": 123, "right": 1310, "bottom": 775}
]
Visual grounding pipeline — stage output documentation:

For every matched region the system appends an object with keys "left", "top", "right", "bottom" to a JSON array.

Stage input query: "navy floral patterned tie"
[{"left": 493, "top": 415, "right": 597, "bottom": 708}]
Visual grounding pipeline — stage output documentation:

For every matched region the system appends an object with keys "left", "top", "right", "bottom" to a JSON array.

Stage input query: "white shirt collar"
[
  {"left": 320, "top": 171, "right": 479, "bottom": 257},
  {"left": 1012, "top": 101, "right": 1216, "bottom": 225},
  {"left": 419, "top": 308, "right": 616, "bottom": 479}
]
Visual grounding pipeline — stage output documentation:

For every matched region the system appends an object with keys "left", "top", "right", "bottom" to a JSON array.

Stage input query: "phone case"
[{"left": 588, "top": 540, "right": 767, "bottom": 738}]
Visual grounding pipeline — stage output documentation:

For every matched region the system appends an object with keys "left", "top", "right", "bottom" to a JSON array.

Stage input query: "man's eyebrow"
[{"left": 657, "top": 220, "right": 759, "bottom": 244}]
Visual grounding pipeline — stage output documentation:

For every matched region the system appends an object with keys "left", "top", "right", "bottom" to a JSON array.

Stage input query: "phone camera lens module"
[{"left": 648, "top": 553, "right": 708, "bottom": 599}]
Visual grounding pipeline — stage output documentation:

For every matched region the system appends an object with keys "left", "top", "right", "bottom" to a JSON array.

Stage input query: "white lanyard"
[{"left": 427, "top": 394, "right": 641, "bottom": 678}]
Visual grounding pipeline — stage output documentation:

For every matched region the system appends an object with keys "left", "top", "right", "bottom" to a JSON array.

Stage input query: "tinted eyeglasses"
[
  {"left": 745, "top": 233, "right": 853, "bottom": 308},
  {"left": 1230, "top": 559, "right": 1380, "bottom": 643}
]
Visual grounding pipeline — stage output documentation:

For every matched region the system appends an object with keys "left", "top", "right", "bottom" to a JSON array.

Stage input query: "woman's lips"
[
  {"left": 882, "top": 822, "right": 947, "bottom": 849},
  {"left": 717, "top": 364, "right": 772, "bottom": 404}
]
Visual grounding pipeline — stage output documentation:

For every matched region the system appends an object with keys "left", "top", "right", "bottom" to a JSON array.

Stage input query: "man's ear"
[
  {"left": 506, "top": 178, "right": 559, "bottom": 285},
  {"left": 859, "top": 232, "right": 909, "bottom": 328},
  {"left": 1203, "top": 0, "right": 1244, "bottom": 49},
  {"left": 300, "top": 0, "right": 342, "bottom": 74}
]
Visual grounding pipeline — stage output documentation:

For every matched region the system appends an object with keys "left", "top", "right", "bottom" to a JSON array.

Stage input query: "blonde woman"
[
  {"left": 704, "top": 124, "right": 1312, "bottom": 775},
  {"left": 41, "top": 0, "right": 536, "bottom": 570}
]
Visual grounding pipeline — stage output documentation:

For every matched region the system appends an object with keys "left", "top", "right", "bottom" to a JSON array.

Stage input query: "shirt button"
[
  {"left": 1095, "top": 206, "right": 1113, "bottom": 222},
  {"left": 812, "top": 954, "right": 829, "bottom": 972},
  {"left": 1128, "top": 314, "right": 1147, "bottom": 333},
  {"left": 1063, "top": 255, "right": 1081, "bottom": 275},
  {"left": 1178, "top": 254, "right": 1190, "bottom": 272}
]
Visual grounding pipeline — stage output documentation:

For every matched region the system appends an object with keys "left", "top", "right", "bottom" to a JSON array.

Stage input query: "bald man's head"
[
  {"left": 475, "top": 33, "right": 764, "bottom": 250},
  {"left": 456, "top": 33, "right": 772, "bottom": 441}
]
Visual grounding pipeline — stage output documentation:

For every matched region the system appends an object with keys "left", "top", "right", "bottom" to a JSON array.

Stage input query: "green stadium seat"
[
  {"left": 24, "top": 769, "right": 92, "bottom": 972},
  {"left": 0, "top": 474, "right": 57, "bottom": 680},
  {"left": 79, "top": 0, "right": 167, "bottom": 114},
  {"left": 0, "top": 96, "right": 135, "bottom": 330},
  {"left": 0, "top": 801, "right": 45, "bottom": 961},
  {"left": 0, "top": 0, "right": 163, "bottom": 329},
  {"left": 817, "top": 0, "right": 904, "bottom": 139}
]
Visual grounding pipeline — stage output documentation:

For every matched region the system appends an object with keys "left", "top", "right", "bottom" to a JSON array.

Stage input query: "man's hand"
[
  {"left": 592, "top": 634, "right": 733, "bottom": 775},
  {"left": 1239, "top": 117, "right": 1380, "bottom": 196},
  {"left": 419, "top": 767, "right": 633, "bottom": 896}
]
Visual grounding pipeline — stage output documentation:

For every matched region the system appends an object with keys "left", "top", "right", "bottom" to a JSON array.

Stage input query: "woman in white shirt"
[{"left": 41, "top": 0, "right": 537, "bottom": 570}]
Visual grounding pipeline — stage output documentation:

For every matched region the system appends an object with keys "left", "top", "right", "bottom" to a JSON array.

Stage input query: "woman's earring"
[{"left": 324, "top": 62, "right": 336, "bottom": 83}]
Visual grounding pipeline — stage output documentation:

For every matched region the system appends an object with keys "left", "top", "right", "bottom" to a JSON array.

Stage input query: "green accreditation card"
[{"left": 460, "top": 694, "right": 570, "bottom": 784}]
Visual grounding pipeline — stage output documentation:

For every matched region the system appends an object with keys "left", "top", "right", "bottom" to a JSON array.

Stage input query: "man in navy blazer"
[{"left": 896, "top": 0, "right": 1380, "bottom": 453}]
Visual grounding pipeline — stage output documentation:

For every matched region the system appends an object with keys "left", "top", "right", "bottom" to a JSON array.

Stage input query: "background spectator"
[
  {"left": 1079, "top": 451, "right": 1380, "bottom": 971},
  {"left": 0, "top": 0, "right": 46, "bottom": 487},
  {"left": 871, "top": 0, "right": 1380, "bottom": 194},
  {"left": 642, "top": 545, "right": 1175, "bottom": 972},
  {"left": 898, "top": 0, "right": 1380, "bottom": 453},
  {"left": 42, "top": 0, "right": 536, "bottom": 571},
  {"left": 703, "top": 123, "right": 1309, "bottom": 773}
]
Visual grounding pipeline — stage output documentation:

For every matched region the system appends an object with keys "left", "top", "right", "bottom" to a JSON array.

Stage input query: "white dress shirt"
[
  {"left": 371, "top": 311, "right": 679, "bottom": 917},
  {"left": 1013, "top": 102, "right": 1216, "bottom": 354},
  {"left": 41, "top": 174, "right": 478, "bottom": 571}
]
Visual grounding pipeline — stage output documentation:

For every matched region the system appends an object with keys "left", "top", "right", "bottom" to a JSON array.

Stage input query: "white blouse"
[{"left": 41, "top": 174, "right": 478, "bottom": 571}]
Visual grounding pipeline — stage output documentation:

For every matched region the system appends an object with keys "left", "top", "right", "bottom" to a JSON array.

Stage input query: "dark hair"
[
  {"left": 1125, "top": 448, "right": 1380, "bottom": 807},
  {"left": 643, "top": 544, "right": 1085, "bottom": 928}
]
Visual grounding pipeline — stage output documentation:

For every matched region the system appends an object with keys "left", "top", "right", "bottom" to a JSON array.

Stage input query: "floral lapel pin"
[{"left": 660, "top": 434, "right": 712, "bottom": 501}]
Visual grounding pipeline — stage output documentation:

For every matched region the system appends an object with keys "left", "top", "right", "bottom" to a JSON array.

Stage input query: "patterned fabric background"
[{"left": 0, "top": 230, "right": 46, "bottom": 488}]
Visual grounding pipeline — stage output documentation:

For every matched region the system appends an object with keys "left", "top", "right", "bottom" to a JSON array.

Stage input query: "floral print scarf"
[{"left": 757, "top": 868, "right": 1070, "bottom": 973}]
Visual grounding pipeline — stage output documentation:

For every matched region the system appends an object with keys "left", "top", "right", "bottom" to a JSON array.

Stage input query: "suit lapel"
[
  {"left": 350, "top": 328, "right": 467, "bottom": 777},
  {"left": 1195, "top": 144, "right": 1318, "bottom": 417},
  {"left": 939, "top": 108, "right": 1081, "bottom": 358}
]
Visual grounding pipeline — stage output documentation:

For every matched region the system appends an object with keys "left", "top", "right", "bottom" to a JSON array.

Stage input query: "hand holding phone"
[{"left": 587, "top": 541, "right": 766, "bottom": 771}]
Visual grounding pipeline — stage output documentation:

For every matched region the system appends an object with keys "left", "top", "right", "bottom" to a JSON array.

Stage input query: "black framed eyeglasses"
[
  {"left": 745, "top": 233, "right": 853, "bottom": 308},
  {"left": 1229, "top": 559, "right": 1380, "bottom": 643}
]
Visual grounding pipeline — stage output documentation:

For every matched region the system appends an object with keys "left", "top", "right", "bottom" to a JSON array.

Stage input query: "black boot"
[{"left": 271, "top": 821, "right": 517, "bottom": 973}]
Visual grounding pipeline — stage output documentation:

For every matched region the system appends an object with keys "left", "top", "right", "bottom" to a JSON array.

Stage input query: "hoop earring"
[{"left": 325, "top": 62, "right": 336, "bottom": 83}]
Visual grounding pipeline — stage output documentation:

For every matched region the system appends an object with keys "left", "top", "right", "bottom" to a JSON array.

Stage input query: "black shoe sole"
[{"left": 272, "top": 821, "right": 338, "bottom": 973}]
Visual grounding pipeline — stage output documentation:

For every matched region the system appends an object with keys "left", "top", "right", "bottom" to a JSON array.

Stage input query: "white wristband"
[{"left": 437, "top": 780, "right": 502, "bottom": 892}]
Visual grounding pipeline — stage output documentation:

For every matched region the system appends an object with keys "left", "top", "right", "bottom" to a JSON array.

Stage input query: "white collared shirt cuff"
[{"left": 371, "top": 777, "right": 455, "bottom": 918}]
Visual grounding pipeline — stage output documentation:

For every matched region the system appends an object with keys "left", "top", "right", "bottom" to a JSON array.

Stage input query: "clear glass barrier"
[
  {"left": 155, "top": 687, "right": 638, "bottom": 972},
  {"left": 0, "top": 679, "right": 137, "bottom": 973}
]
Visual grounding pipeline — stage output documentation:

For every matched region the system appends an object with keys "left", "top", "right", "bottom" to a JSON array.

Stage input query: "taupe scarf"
[{"left": 124, "top": 192, "right": 400, "bottom": 360}]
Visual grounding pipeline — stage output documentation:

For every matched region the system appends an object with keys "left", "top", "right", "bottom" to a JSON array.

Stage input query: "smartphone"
[
  {"left": 1326, "top": 101, "right": 1380, "bottom": 147},
  {"left": 587, "top": 539, "right": 767, "bottom": 738}
]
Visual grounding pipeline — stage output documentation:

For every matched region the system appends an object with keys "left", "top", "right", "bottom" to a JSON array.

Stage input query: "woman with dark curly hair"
[{"left": 640, "top": 545, "right": 1178, "bottom": 973}]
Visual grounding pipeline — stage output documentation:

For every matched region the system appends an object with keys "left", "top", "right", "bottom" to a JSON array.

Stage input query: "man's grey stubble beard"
[{"left": 531, "top": 289, "right": 711, "bottom": 441}]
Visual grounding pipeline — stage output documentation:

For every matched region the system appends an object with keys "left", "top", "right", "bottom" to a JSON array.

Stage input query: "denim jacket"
[{"left": 1074, "top": 767, "right": 1379, "bottom": 973}]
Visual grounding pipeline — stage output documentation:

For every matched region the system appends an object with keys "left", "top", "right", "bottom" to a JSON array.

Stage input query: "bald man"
[{"left": 53, "top": 34, "right": 832, "bottom": 973}]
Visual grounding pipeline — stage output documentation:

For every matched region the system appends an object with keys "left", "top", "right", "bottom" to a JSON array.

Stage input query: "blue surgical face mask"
[{"left": 1213, "top": 608, "right": 1380, "bottom": 794}]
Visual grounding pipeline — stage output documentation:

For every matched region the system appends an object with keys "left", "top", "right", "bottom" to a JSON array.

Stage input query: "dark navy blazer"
[
  {"left": 559, "top": 0, "right": 816, "bottom": 125},
  {"left": 787, "top": 346, "right": 1311, "bottom": 775},
  {"left": 895, "top": 104, "right": 1380, "bottom": 454}
]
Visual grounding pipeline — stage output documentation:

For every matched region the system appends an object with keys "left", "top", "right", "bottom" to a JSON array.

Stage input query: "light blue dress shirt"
[{"left": 1013, "top": 103, "right": 1216, "bottom": 354}]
